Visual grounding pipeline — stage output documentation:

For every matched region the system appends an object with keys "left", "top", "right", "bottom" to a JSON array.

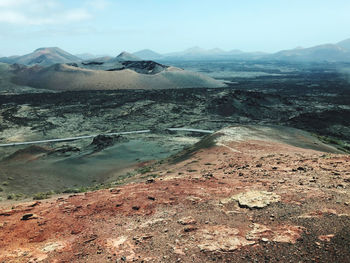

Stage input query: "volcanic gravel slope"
[
  {"left": 0, "top": 126, "right": 350, "bottom": 263},
  {"left": 11, "top": 62, "right": 224, "bottom": 91}
]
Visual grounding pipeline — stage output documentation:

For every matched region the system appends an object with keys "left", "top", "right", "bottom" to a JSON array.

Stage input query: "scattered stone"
[
  {"left": 186, "top": 196, "right": 202, "bottom": 204},
  {"left": 71, "top": 229, "right": 81, "bottom": 235},
  {"left": 173, "top": 247, "right": 186, "bottom": 256},
  {"left": 42, "top": 242, "right": 65, "bottom": 252},
  {"left": 110, "top": 188, "right": 121, "bottom": 194},
  {"left": 140, "top": 218, "right": 167, "bottom": 228},
  {"left": 28, "top": 201, "right": 41, "bottom": 207},
  {"left": 184, "top": 226, "right": 198, "bottom": 232},
  {"left": 83, "top": 235, "right": 98, "bottom": 244},
  {"left": 146, "top": 178, "right": 155, "bottom": 184},
  {"left": 309, "top": 179, "right": 317, "bottom": 183},
  {"left": 132, "top": 206, "right": 140, "bottom": 211},
  {"left": 21, "top": 213, "right": 38, "bottom": 221},
  {"left": 232, "top": 191, "right": 281, "bottom": 209},
  {"left": 318, "top": 234, "right": 335, "bottom": 242},
  {"left": 202, "top": 172, "right": 214, "bottom": 179},
  {"left": 133, "top": 234, "right": 153, "bottom": 244},
  {"left": 178, "top": 216, "right": 197, "bottom": 225}
]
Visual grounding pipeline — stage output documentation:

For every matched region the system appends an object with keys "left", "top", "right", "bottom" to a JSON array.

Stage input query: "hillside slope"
[
  {"left": 269, "top": 44, "right": 350, "bottom": 62},
  {"left": 12, "top": 63, "right": 224, "bottom": 90},
  {"left": 0, "top": 126, "right": 349, "bottom": 262},
  {"left": 0, "top": 47, "right": 81, "bottom": 66}
]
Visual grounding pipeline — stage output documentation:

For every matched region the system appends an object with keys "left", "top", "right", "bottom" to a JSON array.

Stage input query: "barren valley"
[{"left": 0, "top": 57, "right": 350, "bottom": 262}]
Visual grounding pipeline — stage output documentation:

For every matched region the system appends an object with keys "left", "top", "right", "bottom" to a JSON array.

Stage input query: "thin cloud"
[
  {"left": 0, "top": 11, "right": 28, "bottom": 24},
  {"left": 59, "top": 9, "right": 92, "bottom": 23},
  {"left": 0, "top": 0, "right": 93, "bottom": 25},
  {"left": 0, "top": 0, "right": 59, "bottom": 10},
  {"left": 87, "top": 0, "right": 110, "bottom": 10},
  {"left": 0, "top": 0, "right": 28, "bottom": 7}
]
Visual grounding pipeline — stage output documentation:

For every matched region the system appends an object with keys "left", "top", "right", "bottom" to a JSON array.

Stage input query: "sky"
[{"left": 0, "top": 0, "right": 350, "bottom": 56}]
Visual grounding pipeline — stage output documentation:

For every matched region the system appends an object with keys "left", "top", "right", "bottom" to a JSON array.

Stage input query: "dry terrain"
[
  {"left": 1, "top": 126, "right": 350, "bottom": 262},
  {"left": 1, "top": 60, "right": 350, "bottom": 262}
]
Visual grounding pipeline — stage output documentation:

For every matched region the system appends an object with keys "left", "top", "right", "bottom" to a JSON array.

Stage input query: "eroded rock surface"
[
  {"left": 232, "top": 190, "right": 281, "bottom": 209},
  {"left": 196, "top": 226, "right": 255, "bottom": 252}
]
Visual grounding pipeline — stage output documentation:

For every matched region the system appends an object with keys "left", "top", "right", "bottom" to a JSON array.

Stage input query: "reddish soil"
[{"left": 1, "top": 136, "right": 350, "bottom": 262}]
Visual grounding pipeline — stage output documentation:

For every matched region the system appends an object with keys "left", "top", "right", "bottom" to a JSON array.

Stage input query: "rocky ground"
[
  {"left": 0, "top": 126, "right": 350, "bottom": 262},
  {"left": 0, "top": 85, "right": 350, "bottom": 200},
  {"left": 1, "top": 61, "right": 350, "bottom": 262},
  {"left": 0, "top": 87, "right": 349, "bottom": 144}
]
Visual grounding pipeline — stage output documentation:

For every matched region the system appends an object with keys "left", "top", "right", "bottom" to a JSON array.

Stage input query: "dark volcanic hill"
[
  {"left": 0, "top": 47, "right": 81, "bottom": 66},
  {"left": 11, "top": 56, "right": 224, "bottom": 91},
  {"left": 76, "top": 53, "right": 169, "bottom": 74}
]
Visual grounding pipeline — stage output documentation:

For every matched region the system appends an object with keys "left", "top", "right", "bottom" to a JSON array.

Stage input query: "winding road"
[{"left": 0, "top": 128, "right": 214, "bottom": 147}]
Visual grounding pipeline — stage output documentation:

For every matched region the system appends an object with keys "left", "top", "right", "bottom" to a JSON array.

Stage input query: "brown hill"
[
  {"left": 12, "top": 63, "right": 224, "bottom": 90},
  {"left": 0, "top": 47, "right": 81, "bottom": 66}
]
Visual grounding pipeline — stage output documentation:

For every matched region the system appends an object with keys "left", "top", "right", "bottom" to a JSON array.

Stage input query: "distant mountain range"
[
  {"left": 75, "top": 53, "right": 100, "bottom": 60},
  {"left": 132, "top": 47, "right": 266, "bottom": 61},
  {"left": 1, "top": 38, "right": 350, "bottom": 66},
  {"left": 132, "top": 39, "right": 350, "bottom": 62},
  {"left": 268, "top": 40, "right": 350, "bottom": 62}
]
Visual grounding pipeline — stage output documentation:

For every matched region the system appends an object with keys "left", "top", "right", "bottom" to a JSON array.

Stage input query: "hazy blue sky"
[{"left": 0, "top": 0, "right": 350, "bottom": 56}]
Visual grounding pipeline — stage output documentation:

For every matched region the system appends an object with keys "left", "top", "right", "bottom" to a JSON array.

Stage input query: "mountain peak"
[
  {"left": 34, "top": 47, "right": 61, "bottom": 52},
  {"left": 133, "top": 49, "right": 163, "bottom": 60},
  {"left": 116, "top": 51, "right": 141, "bottom": 61},
  {"left": 0, "top": 47, "right": 81, "bottom": 66},
  {"left": 137, "top": 49, "right": 155, "bottom": 53},
  {"left": 337, "top": 38, "right": 350, "bottom": 51},
  {"left": 118, "top": 51, "right": 132, "bottom": 56}
]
